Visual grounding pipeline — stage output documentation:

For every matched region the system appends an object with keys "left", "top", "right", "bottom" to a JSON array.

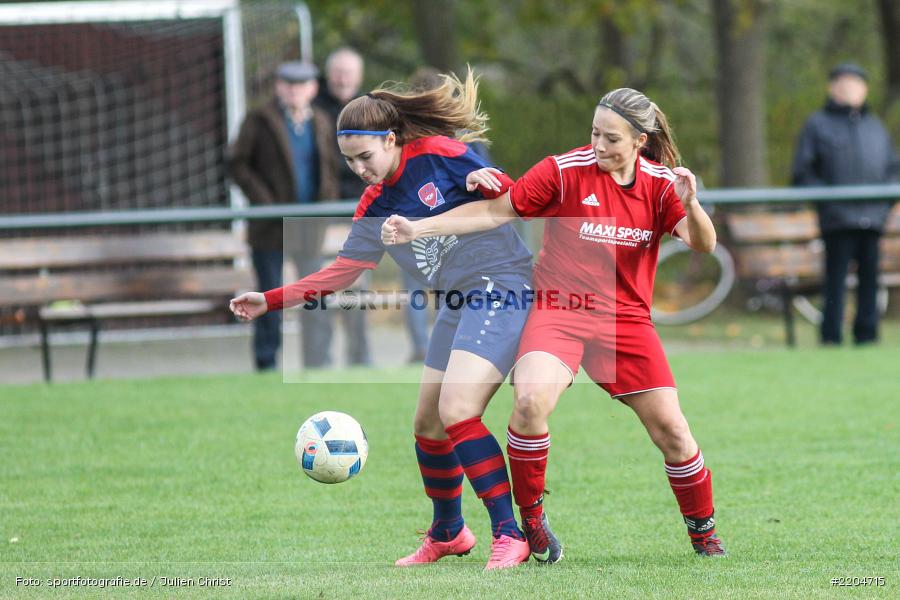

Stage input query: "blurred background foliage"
[{"left": 285, "top": 0, "right": 895, "bottom": 187}]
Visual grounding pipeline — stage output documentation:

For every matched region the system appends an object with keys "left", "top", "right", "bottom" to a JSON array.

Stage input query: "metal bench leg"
[
  {"left": 86, "top": 318, "right": 100, "bottom": 379},
  {"left": 781, "top": 282, "right": 796, "bottom": 348},
  {"left": 39, "top": 319, "right": 52, "bottom": 382}
]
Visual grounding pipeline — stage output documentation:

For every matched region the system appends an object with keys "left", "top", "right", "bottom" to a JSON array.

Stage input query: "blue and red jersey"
[{"left": 265, "top": 136, "right": 532, "bottom": 310}]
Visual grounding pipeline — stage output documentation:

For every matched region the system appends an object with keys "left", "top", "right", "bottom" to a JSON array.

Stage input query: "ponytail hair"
[
  {"left": 337, "top": 67, "right": 489, "bottom": 145},
  {"left": 597, "top": 88, "right": 680, "bottom": 168}
]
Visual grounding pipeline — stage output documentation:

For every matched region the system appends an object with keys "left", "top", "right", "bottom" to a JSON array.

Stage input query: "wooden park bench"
[
  {"left": 725, "top": 204, "right": 900, "bottom": 346},
  {"left": 0, "top": 230, "right": 253, "bottom": 381}
]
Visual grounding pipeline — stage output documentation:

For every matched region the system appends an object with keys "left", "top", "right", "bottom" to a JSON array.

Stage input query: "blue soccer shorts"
[{"left": 424, "top": 274, "right": 532, "bottom": 376}]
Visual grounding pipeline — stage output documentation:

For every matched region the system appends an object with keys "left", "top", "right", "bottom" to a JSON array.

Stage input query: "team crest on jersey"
[
  {"left": 417, "top": 182, "right": 445, "bottom": 210},
  {"left": 411, "top": 235, "right": 458, "bottom": 280}
]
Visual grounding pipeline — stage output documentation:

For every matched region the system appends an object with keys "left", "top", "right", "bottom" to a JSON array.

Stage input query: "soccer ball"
[{"left": 295, "top": 411, "right": 368, "bottom": 484}]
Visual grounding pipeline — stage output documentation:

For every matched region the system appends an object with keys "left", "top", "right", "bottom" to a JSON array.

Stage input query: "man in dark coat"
[
  {"left": 227, "top": 61, "right": 350, "bottom": 370},
  {"left": 792, "top": 63, "right": 897, "bottom": 345}
]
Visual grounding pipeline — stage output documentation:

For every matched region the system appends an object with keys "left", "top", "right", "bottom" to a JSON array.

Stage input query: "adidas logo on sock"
[
  {"left": 684, "top": 514, "right": 716, "bottom": 535},
  {"left": 581, "top": 193, "right": 600, "bottom": 206},
  {"left": 697, "top": 518, "right": 715, "bottom": 532}
]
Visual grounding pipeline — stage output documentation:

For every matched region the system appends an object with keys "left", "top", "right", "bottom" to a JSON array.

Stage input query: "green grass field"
[{"left": 2, "top": 343, "right": 899, "bottom": 599}]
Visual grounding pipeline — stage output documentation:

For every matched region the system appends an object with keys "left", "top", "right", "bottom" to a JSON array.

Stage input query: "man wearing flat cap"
[
  {"left": 792, "top": 63, "right": 898, "bottom": 345},
  {"left": 227, "top": 61, "right": 341, "bottom": 370}
]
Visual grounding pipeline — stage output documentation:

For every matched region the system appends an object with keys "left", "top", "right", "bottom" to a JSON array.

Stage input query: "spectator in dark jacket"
[{"left": 792, "top": 63, "right": 898, "bottom": 345}]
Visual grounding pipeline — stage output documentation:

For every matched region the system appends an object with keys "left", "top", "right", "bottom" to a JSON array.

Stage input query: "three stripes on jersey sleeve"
[
  {"left": 554, "top": 148, "right": 597, "bottom": 171},
  {"left": 553, "top": 151, "right": 675, "bottom": 182},
  {"left": 639, "top": 156, "right": 675, "bottom": 181}
]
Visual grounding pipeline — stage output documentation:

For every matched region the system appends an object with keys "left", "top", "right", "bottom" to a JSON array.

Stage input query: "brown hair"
[
  {"left": 409, "top": 65, "right": 443, "bottom": 91},
  {"left": 597, "top": 88, "right": 680, "bottom": 168},
  {"left": 337, "top": 67, "right": 489, "bottom": 145}
]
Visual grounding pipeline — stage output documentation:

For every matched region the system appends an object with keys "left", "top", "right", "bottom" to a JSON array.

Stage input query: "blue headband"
[{"left": 337, "top": 129, "right": 392, "bottom": 136}]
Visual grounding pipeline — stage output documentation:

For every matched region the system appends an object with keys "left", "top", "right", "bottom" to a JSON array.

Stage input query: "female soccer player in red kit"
[{"left": 383, "top": 88, "right": 725, "bottom": 562}]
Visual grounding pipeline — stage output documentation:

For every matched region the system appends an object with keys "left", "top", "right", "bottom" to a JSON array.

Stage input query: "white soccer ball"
[{"left": 295, "top": 411, "right": 368, "bottom": 484}]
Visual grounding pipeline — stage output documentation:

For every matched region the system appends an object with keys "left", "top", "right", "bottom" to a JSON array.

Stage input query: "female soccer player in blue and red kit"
[
  {"left": 383, "top": 88, "right": 726, "bottom": 562},
  {"left": 230, "top": 72, "right": 534, "bottom": 569}
]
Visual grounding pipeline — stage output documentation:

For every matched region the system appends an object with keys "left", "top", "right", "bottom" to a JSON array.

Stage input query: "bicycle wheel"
[{"left": 652, "top": 240, "right": 736, "bottom": 325}]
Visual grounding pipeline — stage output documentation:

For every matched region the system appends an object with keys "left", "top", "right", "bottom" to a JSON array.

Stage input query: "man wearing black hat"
[
  {"left": 227, "top": 61, "right": 343, "bottom": 370},
  {"left": 792, "top": 63, "right": 898, "bottom": 345}
]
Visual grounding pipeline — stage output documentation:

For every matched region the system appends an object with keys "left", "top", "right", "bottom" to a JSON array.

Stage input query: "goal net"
[
  {"left": 0, "top": 1, "right": 309, "bottom": 336},
  {"left": 0, "top": 0, "right": 308, "bottom": 219}
]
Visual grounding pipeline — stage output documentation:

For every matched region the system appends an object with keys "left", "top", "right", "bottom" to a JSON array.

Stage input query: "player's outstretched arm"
[
  {"left": 230, "top": 292, "right": 267, "bottom": 322},
  {"left": 381, "top": 196, "right": 517, "bottom": 245},
  {"left": 231, "top": 257, "right": 374, "bottom": 320},
  {"left": 382, "top": 168, "right": 519, "bottom": 245},
  {"left": 672, "top": 167, "right": 716, "bottom": 253}
]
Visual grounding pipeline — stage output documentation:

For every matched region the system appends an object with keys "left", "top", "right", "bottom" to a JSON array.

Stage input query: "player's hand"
[
  {"left": 465, "top": 167, "right": 503, "bottom": 192},
  {"left": 381, "top": 214, "right": 417, "bottom": 245},
  {"left": 229, "top": 292, "right": 268, "bottom": 321},
  {"left": 672, "top": 167, "right": 698, "bottom": 205}
]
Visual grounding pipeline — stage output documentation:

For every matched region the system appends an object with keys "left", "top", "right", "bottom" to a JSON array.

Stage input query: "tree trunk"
[
  {"left": 411, "top": 0, "right": 460, "bottom": 73},
  {"left": 877, "top": 0, "right": 900, "bottom": 112},
  {"left": 711, "top": 0, "right": 769, "bottom": 186},
  {"left": 593, "top": 7, "right": 665, "bottom": 91},
  {"left": 596, "top": 17, "right": 629, "bottom": 90}
]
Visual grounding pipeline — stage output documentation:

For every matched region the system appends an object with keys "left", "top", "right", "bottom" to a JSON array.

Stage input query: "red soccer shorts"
[{"left": 513, "top": 306, "right": 676, "bottom": 398}]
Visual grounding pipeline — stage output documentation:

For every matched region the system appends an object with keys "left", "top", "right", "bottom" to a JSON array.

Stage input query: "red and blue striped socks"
[
  {"left": 444, "top": 416, "right": 524, "bottom": 540},
  {"left": 414, "top": 435, "right": 464, "bottom": 542}
]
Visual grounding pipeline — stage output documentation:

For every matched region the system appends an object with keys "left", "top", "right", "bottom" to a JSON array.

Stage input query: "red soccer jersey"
[{"left": 509, "top": 146, "right": 686, "bottom": 321}]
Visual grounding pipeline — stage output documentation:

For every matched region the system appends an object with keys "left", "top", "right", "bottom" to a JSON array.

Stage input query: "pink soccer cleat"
[
  {"left": 484, "top": 534, "right": 530, "bottom": 570},
  {"left": 395, "top": 526, "right": 476, "bottom": 566}
]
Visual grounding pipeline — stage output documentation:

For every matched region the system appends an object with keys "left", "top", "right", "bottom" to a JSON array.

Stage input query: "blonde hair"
[
  {"left": 598, "top": 88, "right": 680, "bottom": 168},
  {"left": 337, "top": 67, "right": 489, "bottom": 145}
]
